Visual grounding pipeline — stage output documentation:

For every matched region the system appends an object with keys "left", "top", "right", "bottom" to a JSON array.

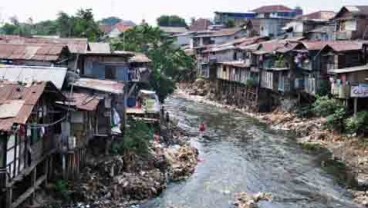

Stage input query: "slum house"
[
  {"left": 189, "top": 18, "right": 213, "bottom": 32},
  {"left": 333, "top": 6, "right": 368, "bottom": 40},
  {"left": 193, "top": 28, "right": 258, "bottom": 78},
  {"left": 0, "top": 35, "right": 88, "bottom": 70},
  {"left": 283, "top": 11, "right": 336, "bottom": 39},
  {"left": 0, "top": 43, "right": 71, "bottom": 67},
  {"left": 199, "top": 36, "right": 268, "bottom": 79},
  {"left": 293, "top": 41, "right": 329, "bottom": 98},
  {"left": 214, "top": 11, "right": 257, "bottom": 26},
  {"left": 210, "top": 37, "right": 269, "bottom": 109},
  {"left": 159, "top": 27, "right": 189, "bottom": 36},
  {"left": 326, "top": 42, "right": 368, "bottom": 112},
  {"left": 252, "top": 5, "right": 303, "bottom": 18},
  {"left": 253, "top": 40, "right": 301, "bottom": 111},
  {"left": 55, "top": 91, "right": 103, "bottom": 179},
  {"left": 79, "top": 50, "right": 134, "bottom": 82},
  {"left": 0, "top": 81, "right": 66, "bottom": 208},
  {"left": 72, "top": 78, "right": 125, "bottom": 137},
  {"left": 293, "top": 41, "right": 365, "bottom": 99},
  {"left": 250, "top": 17, "right": 293, "bottom": 38}
]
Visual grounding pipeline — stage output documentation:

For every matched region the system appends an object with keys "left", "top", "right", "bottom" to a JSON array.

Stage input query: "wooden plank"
[{"left": 10, "top": 175, "right": 46, "bottom": 208}]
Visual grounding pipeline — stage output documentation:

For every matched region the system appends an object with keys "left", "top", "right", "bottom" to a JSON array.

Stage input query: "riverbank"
[
  {"left": 175, "top": 83, "right": 368, "bottom": 207},
  {"left": 38, "top": 122, "right": 199, "bottom": 208}
]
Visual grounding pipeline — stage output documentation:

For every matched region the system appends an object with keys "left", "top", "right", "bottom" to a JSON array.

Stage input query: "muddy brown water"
[{"left": 140, "top": 96, "right": 361, "bottom": 208}]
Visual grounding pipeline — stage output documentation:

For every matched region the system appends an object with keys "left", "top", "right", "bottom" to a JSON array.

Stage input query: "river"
[{"left": 141, "top": 96, "right": 360, "bottom": 208}]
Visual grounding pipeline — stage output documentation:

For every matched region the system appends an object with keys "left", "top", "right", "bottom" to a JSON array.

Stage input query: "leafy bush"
[
  {"left": 317, "top": 80, "right": 331, "bottom": 97},
  {"left": 326, "top": 107, "right": 347, "bottom": 132},
  {"left": 313, "top": 96, "right": 343, "bottom": 117},
  {"left": 295, "top": 105, "right": 314, "bottom": 118},
  {"left": 245, "top": 78, "right": 257, "bottom": 88},
  {"left": 54, "top": 180, "right": 70, "bottom": 201},
  {"left": 345, "top": 111, "right": 368, "bottom": 135},
  {"left": 112, "top": 120, "right": 153, "bottom": 156}
]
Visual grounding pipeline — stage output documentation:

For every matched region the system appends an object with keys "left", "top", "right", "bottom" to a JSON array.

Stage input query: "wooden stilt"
[{"left": 6, "top": 188, "right": 12, "bottom": 208}]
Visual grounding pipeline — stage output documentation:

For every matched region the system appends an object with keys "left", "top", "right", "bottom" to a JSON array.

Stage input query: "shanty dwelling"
[
  {"left": 0, "top": 43, "right": 71, "bottom": 67},
  {"left": 0, "top": 81, "right": 66, "bottom": 208},
  {"left": 197, "top": 36, "right": 268, "bottom": 80},
  {"left": 284, "top": 11, "right": 336, "bottom": 39},
  {"left": 71, "top": 78, "right": 125, "bottom": 137},
  {"left": 215, "top": 61, "right": 258, "bottom": 108},
  {"left": 0, "top": 35, "right": 88, "bottom": 70},
  {"left": 80, "top": 51, "right": 133, "bottom": 81},
  {"left": 333, "top": 6, "right": 368, "bottom": 40},
  {"left": 327, "top": 43, "right": 368, "bottom": 113},
  {"left": 55, "top": 91, "right": 103, "bottom": 179}
]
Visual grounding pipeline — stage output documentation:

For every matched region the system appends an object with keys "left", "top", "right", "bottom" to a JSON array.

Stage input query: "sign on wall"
[{"left": 351, "top": 84, "right": 368, "bottom": 97}]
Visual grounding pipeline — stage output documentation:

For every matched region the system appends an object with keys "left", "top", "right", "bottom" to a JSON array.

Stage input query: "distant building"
[
  {"left": 252, "top": 5, "right": 302, "bottom": 18},
  {"left": 333, "top": 6, "right": 368, "bottom": 40},
  {"left": 283, "top": 11, "right": 336, "bottom": 39},
  {"left": 249, "top": 18, "right": 292, "bottom": 38},
  {"left": 159, "top": 26, "right": 188, "bottom": 36},
  {"left": 100, "top": 20, "right": 136, "bottom": 39},
  {"left": 214, "top": 11, "right": 257, "bottom": 26},
  {"left": 189, "top": 18, "right": 213, "bottom": 31}
]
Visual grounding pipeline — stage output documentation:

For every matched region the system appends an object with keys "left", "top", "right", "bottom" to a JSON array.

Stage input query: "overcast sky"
[{"left": 0, "top": 0, "right": 367, "bottom": 25}]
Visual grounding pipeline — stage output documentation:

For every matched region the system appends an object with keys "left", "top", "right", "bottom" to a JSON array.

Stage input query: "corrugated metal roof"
[
  {"left": 88, "top": 42, "right": 111, "bottom": 54},
  {"left": 159, "top": 27, "right": 188, "bottom": 34},
  {"left": 73, "top": 78, "right": 125, "bottom": 94},
  {"left": 0, "top": 43, "right": 67, "bottom": 61},
  {"left": 0, "top": 35, "right": 88, "bottom": 54},
  {"left": 220, "top": 61, "right": 249, "bottom": 68},
  {"left": 62, "top": 92, "right": 102, "bottom": 111},
  {"left": 328, "top": 65, "right": 368, "bottom": 74},
  {"left": 0, "top": 65, "right": 67, "bottom": 89},
  {"left": 327, "top": 41, "right": 363, "bottom": 52},
  {"left": 0, "top": 82, "right": 49, "bottom": 131}
]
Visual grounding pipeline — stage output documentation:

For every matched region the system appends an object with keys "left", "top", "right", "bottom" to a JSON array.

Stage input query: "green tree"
[
  {"left": 157, "top": 15, "right": 187, "bottom": 27},
  {"left": 33, "top": 20, "right": 58, "bottom": 35},
  {"left": 56, "top": 9, "right": 101, "bottom": 41},
  {"left": 100, "top": 16, "right": 122, "bottom": 26},
  {"left": 112, "top": 25, "right": 194, "bottom": 102},
  {"left": 1, "top": 23, "right": 19, "bottom": 34}
]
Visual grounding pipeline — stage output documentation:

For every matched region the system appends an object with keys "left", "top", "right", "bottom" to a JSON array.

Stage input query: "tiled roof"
[
  {"left": 0, "top": 82, "right": 62, "bottom": 132},
  {"left": 252, "top": 5, "right": 293, "bottom": 13},
  {"left": 189, "top": 18, "right": 213, "bottom": 31},
  {"left": 0, "top": 43, "right": 68, "bottom": 61}
]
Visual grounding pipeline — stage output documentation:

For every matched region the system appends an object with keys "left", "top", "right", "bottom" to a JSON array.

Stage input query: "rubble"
[
  {"left": 60, "top": 123, "right": 199, "bottom": 207},
  {"left": 233, "top": 192, "right": 272, "bottom": 208},
  {"left": 165, "top": 145, "right": 199, "bottom": 181}
]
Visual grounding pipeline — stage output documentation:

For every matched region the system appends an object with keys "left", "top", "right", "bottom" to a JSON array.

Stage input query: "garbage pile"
[
  {"left": 233, "top": 192, "right": 272, "bottom": 208},
  {"left": 260, "top": 112, "right": 326, "bottom": 137},
  {"left": 164, "top": 145, "right": 199, "bottom": 181},
  {"left": 113, "top": 169, "right": 166, "bottom": 200}
]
